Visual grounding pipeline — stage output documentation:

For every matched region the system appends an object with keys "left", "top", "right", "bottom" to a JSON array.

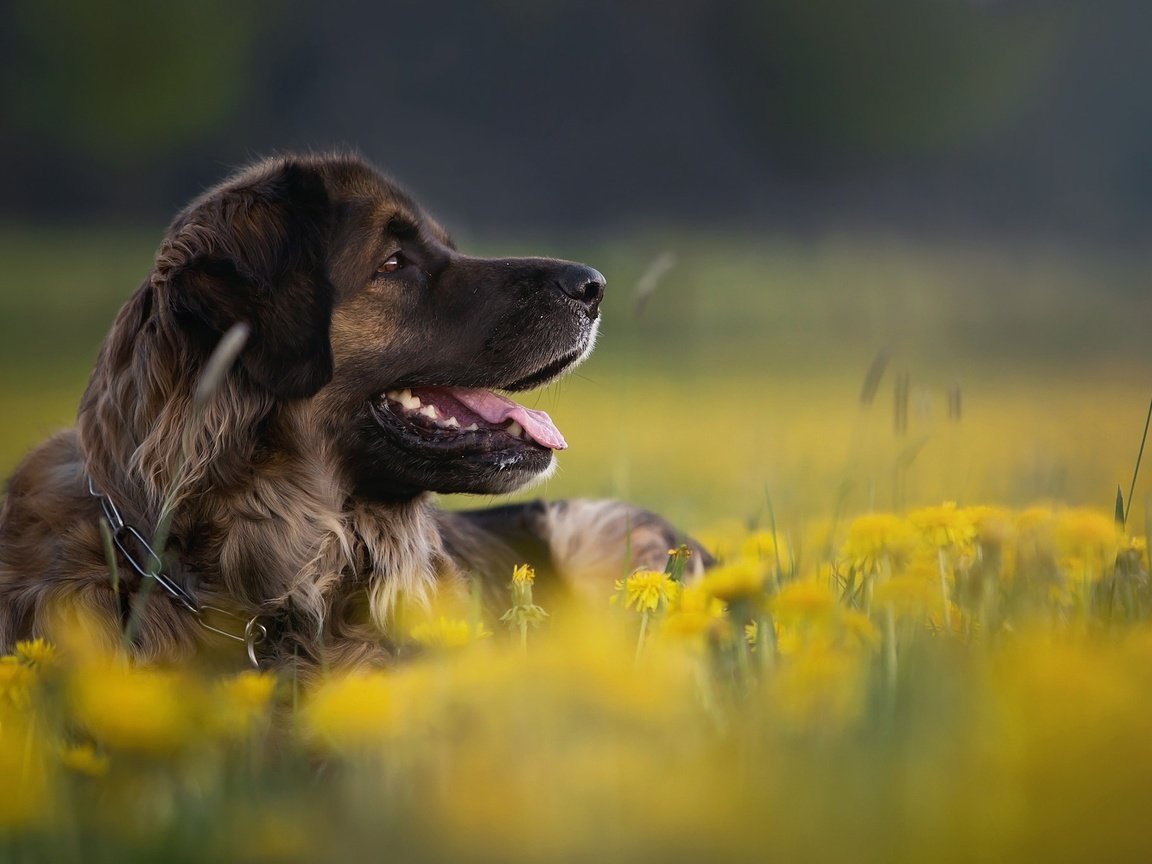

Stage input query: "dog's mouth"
[
  {"left": 367, "top": 333, "right": 596, "bottom": 459},
  {"left": 370, "top": 386, "right": 565, "bottom": 453}
]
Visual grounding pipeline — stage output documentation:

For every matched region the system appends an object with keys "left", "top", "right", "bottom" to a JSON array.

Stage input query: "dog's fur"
[{"left": 0, "top": 153, "right": 702, "bottom": 668}]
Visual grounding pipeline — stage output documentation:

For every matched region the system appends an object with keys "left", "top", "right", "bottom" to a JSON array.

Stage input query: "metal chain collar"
[{"left": 87, "top": 475, "right": 267, "bottom": 667}]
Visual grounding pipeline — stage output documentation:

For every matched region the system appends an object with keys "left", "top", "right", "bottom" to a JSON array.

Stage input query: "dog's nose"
[{"left": 555, "top": 264, "right": 606, "bottom": 316}]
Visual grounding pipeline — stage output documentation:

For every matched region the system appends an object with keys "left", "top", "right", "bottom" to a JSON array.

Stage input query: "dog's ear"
[{"left": 164, "top": 160, "right": 335, "bottom": 399}]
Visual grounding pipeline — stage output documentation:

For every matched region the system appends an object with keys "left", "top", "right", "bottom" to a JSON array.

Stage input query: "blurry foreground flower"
[
  {"left": 909, "top": 502, "right": 977, "bottom": 551},
  {"left": 700, "top": 559, "right": 766, "bottom": 603},
  {"left": 740, "top": 530, "right": 790, "bottom": 572},
  {"left": 1055, "top": 508, "right": 1123, "bottom": 578},
  {"left": 302, "top": 672, "right": 394, "bottom": 749},
  {"left": 59, "top": 743, "right": 110, "bottom": 778},
  {"left": 840, "top": 512, "right": 917, "bottom": 572},
  {"left": 872, "top": 573, "right": 940, "bottom": 620},
  {"left": 410, "top": 616, "right": 492, "bottom": 649},
  {"left": 70, "top": 666, "right": 195, "bottom": 755},
  {"left": 661, "top": 583, "right": 726, "bottom": 640},
  {"left": 0, "top": 657, "right": 35, "bottom": 710},
  {"left": 767, "top": 642, "right": 869, "bottom": 731},
  {"left": 14, "top": 638, "right": 58, "bottom": 670},
  {"left": 770, "top": 579, "right": 837, "bottom": 625},
  {"left": 210, "top": 671, "right": 279, "bottom": 739}
]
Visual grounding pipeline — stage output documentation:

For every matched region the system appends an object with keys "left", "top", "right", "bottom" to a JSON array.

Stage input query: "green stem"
[
  {"left": 938, "top": 548, "right": 953, "bottom": 631},
  {"left": 635, "top": 611, "right": 650, "bottom": 662},
  {"left": 885, "top": 606, "right": 898, "bottom": 693}
]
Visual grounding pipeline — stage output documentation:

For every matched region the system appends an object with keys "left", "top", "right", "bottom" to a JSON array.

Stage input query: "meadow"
[{"left": 2, "top": 229, "right": 1152, "bottom": 862}]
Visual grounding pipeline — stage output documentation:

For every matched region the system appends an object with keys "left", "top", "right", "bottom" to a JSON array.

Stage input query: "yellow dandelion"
[
  {"left": 967, "top": 505, "right": 1016, "bottom": 547},
  {"left": 616, "top": 569, "right": 679, "bottom": 613},
  {"left": 0, "top": 657, "right": 35, "bottom": 711},
  {"left": 210, "top": 671, "right": 279, "bottom": 739},
  {"left": 767, "top": 643, "right": 867, "bottom": 730},
  {"left": 303, "top": 672, "right": 394, "bottom": 749},
  {"left": 409, "top": 616, "right": 492, "bottom": 649},
  {"left": 700, "top": 558, "right": 766, "bottom": 602},
  {"left": 840, "top": 512, "right": 917, "bottom": 572},
  {"left": 770, "top": 579, "right": 837, "bottom": 625},
  {"left": 839, "top": 610, "right": 880, "bottom": 650},
  {"left": 511, "top": 563, "right": 536, "bottom": 585},
  {"left": 908, "top": 502, "right": 977, "bottom": 550},
  {"left": 14, "top": 638, "right": 57, "bottom": 670},
  {"left": 873, "top": 574, "right": 940, "bottom": 619},
  {"left": 660, "top": 583, "right": 725, "bottom": 640},
  {"left": 739, "top": 531, "right": 789, "bottom": 570},
  {"left": 1016, "top": 506, "right": 1057, "bottom": 556},
  {"left": 70, "top": 666, "right": 195, "bottom": 755},
  {"left": 1055, "top": 508, "right": 1122, "bottom": 556},
  {"left": 59, "top": 743, "right": 110, "bottom": 778}
]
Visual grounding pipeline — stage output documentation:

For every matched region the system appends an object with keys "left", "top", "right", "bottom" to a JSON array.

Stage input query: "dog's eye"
[{"left": 376, "top": 253, "right": 405, "bottom": 276}]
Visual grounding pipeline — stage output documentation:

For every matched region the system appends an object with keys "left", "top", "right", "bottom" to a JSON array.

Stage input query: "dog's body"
[{"left": 0, "top": 154, "right": 701, "bottom": 668}]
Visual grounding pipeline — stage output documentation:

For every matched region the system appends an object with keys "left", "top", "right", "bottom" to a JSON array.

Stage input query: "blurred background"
[{"left": 3, "top": 0, "right": 1152, "bottom": 533}]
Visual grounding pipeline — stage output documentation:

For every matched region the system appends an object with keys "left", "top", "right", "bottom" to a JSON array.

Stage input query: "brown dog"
[{"left": 0, "top": 153, "right": 703, "bottom": 668}]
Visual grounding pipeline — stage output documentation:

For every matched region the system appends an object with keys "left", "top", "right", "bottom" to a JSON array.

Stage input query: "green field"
[
  {"left": 5, "top": 229, "right": 1152, "bottom": 862},
  {"left": 4, "top": 228, "right": 1151, "bottom": 530}
]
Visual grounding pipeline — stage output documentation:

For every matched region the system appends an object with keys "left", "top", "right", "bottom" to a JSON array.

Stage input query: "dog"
[{"left": 0, "top": 153, "right": 705, "bottom": 669}]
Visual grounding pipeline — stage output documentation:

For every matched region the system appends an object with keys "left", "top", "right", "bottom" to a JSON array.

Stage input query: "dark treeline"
[{"left": 1, "top": 0, "right": 1149, "bottom": 240}]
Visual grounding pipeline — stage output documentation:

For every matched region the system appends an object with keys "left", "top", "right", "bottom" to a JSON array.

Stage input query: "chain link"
[{"left": 87, "top": 476, "right": 266, "bottom": 667}]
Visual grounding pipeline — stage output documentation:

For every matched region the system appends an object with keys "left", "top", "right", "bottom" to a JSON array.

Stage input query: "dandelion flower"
[
  {"left": 840, "top": 513, "right": 916, "bottom": 572},
  {"left": 768, "top": 643, "right": 867, "bottom": 730},
  {"left": 0, "top": 657, "right": 35, "bottom": 710},
  {"left": 661, "top": 583, "right": 725, "bottom": 640},
  {"left": 967, "top": 505, "right": 1016, "bottom": 547},
  {"left": 409, "top": 616, "right": 492, "bottom": 649},
  {"left": 740, "top": 531, "right": 789, "bottom": 570},
  {"left": 59, "top": 743, "right": 110, "bottom": 778},
  {"left": 303, "top": 672, "right": 394, "bottom": 748},
  {"left": 839, "top": 610, "right": 880, "bottom": 650},
  {"left": 14, "top": 638, "right": 57, "bottom": 670},
  {"left": 908, "top": 502, "right": 977, "bottom": 551},
  {"left": 615, "top": 569, "right": 679, "bottom": 613},
  {"left": 770, "top": 580, "right": 837, "bottom": 625},
  {"left": 872, "top": 574, "right": 940, "bottom": 620},
  {"left": 700, "top": 559, "right": 766, "bottom": 602},
  {"left": 211, "top": 671, "right": 278, "bottom": 739},
  {"left": 70, "top": 666, "right": 195, "bottom": 755},
  {"left": 1055, "top": 508, "right": 1122, "bottom": 557}
]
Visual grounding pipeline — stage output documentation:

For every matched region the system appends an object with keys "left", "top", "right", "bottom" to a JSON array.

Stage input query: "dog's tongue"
[{"left": 445, "top": 388, "right": 567, "bottom": 450}]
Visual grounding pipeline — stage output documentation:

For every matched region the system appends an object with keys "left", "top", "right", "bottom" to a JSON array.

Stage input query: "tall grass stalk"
[
  {"left": 1123, "top": 397, "right": 1152, "bottom": 526},
  {"left": 937, "top": 549, "right": 952, "bottom": 631},
  {"left": 155, "top": 323, "right": 250, "bottom": 550},
  {"left": 117, "top": 324, "right": 249, "bottom": 649}
]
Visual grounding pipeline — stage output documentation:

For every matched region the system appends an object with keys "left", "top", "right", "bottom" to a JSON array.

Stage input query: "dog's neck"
[{"left": 75, "top": 284, "right": 452, "bottom": 640}]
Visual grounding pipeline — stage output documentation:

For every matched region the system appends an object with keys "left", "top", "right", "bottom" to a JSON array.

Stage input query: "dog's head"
[{"left": 159, "top": 154, "right": 603, "bottom": 499}]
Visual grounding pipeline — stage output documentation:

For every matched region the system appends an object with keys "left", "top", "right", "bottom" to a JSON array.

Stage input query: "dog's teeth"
[
  {"left": 507, "top": 420, "right": 524, "bottom": 438},
  {"left": 443, "top": 416, "right": 460, "bottom": 429},
  {"left": 418, "top": 404, "right": 439, "bottom": 420},
  {"left": 397, "top": 389, "right": 422, "bottom": 411},
  {"left": 463, "top": 423, "right": 480, "bottom": 432}
]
